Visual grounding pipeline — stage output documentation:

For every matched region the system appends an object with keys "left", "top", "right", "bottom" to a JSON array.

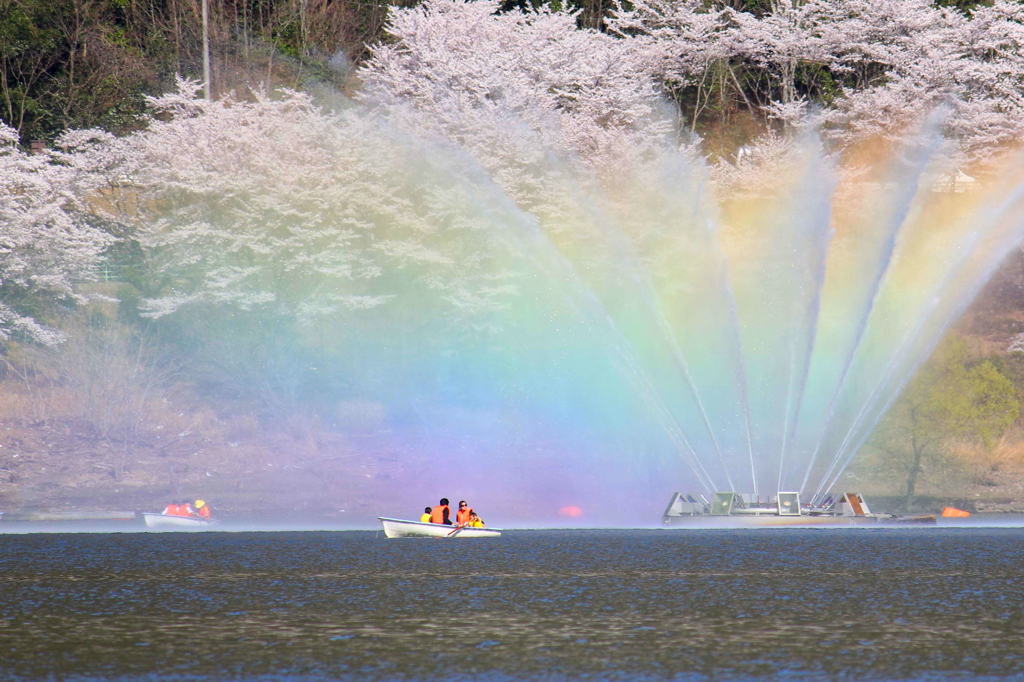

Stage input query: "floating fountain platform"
[{"left": 662, "top": 492, "right": 936, "bottom": 527}]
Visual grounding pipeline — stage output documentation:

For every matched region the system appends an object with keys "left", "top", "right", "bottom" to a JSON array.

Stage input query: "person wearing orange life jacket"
[
  {"left": 456, "top": 500, "right": 473, "bottom": 525},
  {"left": 430, "top": 498, "right": 452, "bottom": 525},
  {"left": 194, "top": 499, "right": 211, "bottom": 521},
  {"left": 161, "top": 501, "right": 193, "bottom": 517}
]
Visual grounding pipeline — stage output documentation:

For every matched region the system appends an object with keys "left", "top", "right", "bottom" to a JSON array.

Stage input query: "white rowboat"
[
  {"left": 142, "top": 512, "right": 213, "bottom": 529},
  {"left": 379, "top": 517, "right": 501, "bottom": 538}
]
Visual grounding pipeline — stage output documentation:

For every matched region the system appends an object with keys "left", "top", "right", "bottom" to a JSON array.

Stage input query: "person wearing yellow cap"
[{"left": 194, "top": 499, "right": 211, "bottom": 521}]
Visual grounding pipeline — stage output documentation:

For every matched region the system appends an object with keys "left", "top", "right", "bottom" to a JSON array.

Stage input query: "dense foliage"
[
  {"left": 1, "top": 0, "right": 1022, "bottom": 498},
  {"left": 2, "top": 0, "right": 1001, "bottom": 151},
  {"left": 0, "top": 0, "right": 423, "bottom": 142},
  {"left": 4, "top": 0, "right": 1023, "bottom": 354}
]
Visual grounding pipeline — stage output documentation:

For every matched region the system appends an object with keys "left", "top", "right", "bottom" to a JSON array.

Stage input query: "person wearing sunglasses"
[{"left": 456, "top": 500, "right": 474, "bottom": 526}]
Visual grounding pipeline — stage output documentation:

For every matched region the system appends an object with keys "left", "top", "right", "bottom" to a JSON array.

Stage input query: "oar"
[{"left": 447, "top": 524, "right": 466, "bottom": 537}]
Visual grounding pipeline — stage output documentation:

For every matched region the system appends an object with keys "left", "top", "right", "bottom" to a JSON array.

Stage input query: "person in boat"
[
  {"left": 430, "top": 498, "right": 453, "bottom": 525},
  {"left": 194, "top": 499, "right": 211, "bottom": 521},
  {"left": 161, "top": 501, "right": 195, "bottom": 517},
  {"left": 456, "top": 500, "right": 473, "bottom": 525},
  {"left": 420, "top": 507, "right": 432, "bottom": 523},
  {"left": 467, "top": 511, "right": 485, "bottom": 528}
]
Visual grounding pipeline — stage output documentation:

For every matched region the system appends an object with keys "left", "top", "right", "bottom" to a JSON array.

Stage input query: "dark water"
[{"left": 1, "top": 528, "right": 1023, "bottom": 681}]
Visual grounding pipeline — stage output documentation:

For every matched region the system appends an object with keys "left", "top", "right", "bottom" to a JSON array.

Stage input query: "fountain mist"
[
  {"left": 99, "top": 83, "right": 1024, "bottom": 523},
  {"left": 360, "top": 123, "right": 1024, "bottom": 514}
]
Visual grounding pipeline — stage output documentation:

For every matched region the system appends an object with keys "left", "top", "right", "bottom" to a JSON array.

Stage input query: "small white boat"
[
  {"left": 142, "top": 512, "right": 213, "bottom": 530},
  {"left": 379, "top": 517, "right": 502, "bottom": 538}
]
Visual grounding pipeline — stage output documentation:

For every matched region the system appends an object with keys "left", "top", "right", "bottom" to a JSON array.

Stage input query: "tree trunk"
[
  {"left": 905, "top": 410, "right": 923, "bottom": 511},
  {"left": 781, "top": 60, "right": 795, "bottom": 105},
  {"left": 904, "top": 446, "right": 923, "bottom": 511}
]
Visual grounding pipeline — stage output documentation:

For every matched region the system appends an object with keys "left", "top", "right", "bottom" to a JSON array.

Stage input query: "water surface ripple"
[{"left": 0, "top": 528, "right": 1022, "bottom": 681}]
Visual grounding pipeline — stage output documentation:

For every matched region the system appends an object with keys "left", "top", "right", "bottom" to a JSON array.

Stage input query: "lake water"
[{"left": 1, "top": 528, "right": 1022, "bottom": 681}]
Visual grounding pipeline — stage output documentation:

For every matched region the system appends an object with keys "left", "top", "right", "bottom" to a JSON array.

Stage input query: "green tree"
[
  {"left": 0, "top": 0, "right": 62, "bottom": 137},
  {"left": 866, "top": 337, "right": 1020, "bottom": 510}
]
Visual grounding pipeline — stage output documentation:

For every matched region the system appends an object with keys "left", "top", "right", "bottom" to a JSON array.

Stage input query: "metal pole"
[{"left": 202, "top": 0, "right": 211, "bottom": 100}]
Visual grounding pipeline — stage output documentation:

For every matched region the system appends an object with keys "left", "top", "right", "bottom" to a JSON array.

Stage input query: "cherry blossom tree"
[
  {"left": 23, "top": 0, "right": 1021, "bottom": 349},
  {"left": 361, "top": 0, "right": 674, "bottom": 172},
  {"left": 606, "top": 0, "right": 1024, "bottom": 167},
  {"left": 812, "top": 0, "right": 1024, "bottom": 165},
  {"left": 0, "top": 123, "right": 112, "bottom": 346},
  {"left": 80, "top": 78, "right": 520, "bottom": 333}
]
